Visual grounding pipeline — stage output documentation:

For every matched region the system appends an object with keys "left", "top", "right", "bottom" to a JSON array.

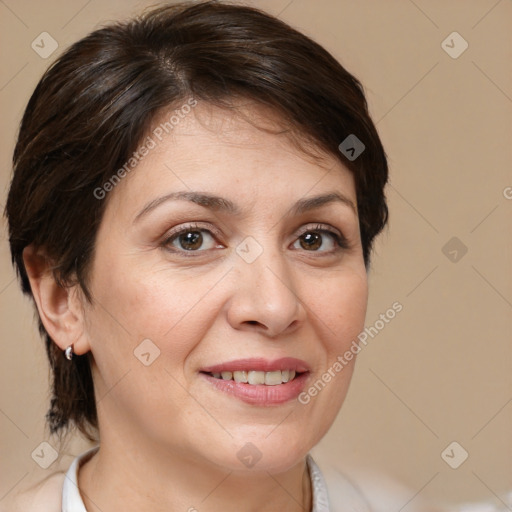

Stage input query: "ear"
[{"left": 22, "top": 245, "right": 91, "bottom": 356}]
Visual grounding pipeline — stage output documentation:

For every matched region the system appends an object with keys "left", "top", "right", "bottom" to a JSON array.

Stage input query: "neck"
[{"left": 78, "top": 437, "right": 312, "bottom": 512}]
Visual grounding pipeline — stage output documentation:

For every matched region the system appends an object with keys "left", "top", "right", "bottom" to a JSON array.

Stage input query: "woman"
[{"left": 4, "top": 1, "right": 397, "bottom": 510}]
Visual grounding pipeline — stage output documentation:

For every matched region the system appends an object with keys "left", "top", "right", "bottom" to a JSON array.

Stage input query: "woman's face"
[{"left": 82, "top": 102, "right": 368, "bottom": 473}]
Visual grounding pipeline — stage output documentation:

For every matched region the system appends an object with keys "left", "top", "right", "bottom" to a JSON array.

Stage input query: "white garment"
[
  {"left": 61, "top": 447, "right": 96, "bottom": 512},
  {"left": 59, "top": 447, "right": 369, "bottom": 511},
  {"left": 11, "top": 446, "right": 442, "bottom": 511}
]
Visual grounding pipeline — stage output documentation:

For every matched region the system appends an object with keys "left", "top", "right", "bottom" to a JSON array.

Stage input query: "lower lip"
[{"left": 201, "top": 372, "right": 309, "bottom": 405}]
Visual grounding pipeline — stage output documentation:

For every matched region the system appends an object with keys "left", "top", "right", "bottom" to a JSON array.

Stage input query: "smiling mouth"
[{"left": 202, "top": 370, "right": 303, "bottom": 385}]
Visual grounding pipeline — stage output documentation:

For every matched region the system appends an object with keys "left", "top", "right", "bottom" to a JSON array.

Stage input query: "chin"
[{"left": 202, "top": 426, "right": 319, "bottom": 475}]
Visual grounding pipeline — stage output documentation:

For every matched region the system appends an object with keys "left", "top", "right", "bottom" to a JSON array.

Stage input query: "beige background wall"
[{"left": 1, "top": 0, "right": 510, "bottom": 508}]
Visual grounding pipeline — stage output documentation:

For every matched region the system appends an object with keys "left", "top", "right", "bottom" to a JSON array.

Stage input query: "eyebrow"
[{"left": 134, "top": 190, "right": 356, "bottom": 223}]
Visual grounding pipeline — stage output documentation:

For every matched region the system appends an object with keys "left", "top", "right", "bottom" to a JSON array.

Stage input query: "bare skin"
[{"left": 24, "top": 102, "right": 368, "bottom": 511}]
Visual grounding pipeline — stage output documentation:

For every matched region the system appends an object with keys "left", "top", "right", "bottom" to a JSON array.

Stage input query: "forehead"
[{"left": 106, "top": 101, "right": 356, "bottom": 216}]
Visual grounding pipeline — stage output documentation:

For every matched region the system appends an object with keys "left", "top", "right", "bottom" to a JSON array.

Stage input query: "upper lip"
[{"left": 201, "top": 357, "right": 310, "bottom": 374}]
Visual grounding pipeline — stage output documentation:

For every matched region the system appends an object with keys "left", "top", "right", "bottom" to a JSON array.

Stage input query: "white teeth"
[
  {"left": 233, "top": 371, "right": 248, "bottom": 383},
  {"left": 264, "top": 371, "right": 283, "bottom": 386},
  {"left": 248, "top": 371, "right": 266, "bottom": 385},
  {"left": 210, "top": 370, "right": 298, "bottom": 385}
]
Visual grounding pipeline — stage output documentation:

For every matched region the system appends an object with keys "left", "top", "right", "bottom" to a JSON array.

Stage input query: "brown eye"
[
  {"left": 177, "top": 230, "right": 204, "bottom": 250},
  {"left": 299, "top": 232, "right": 323, "bottom": 251},
  {"left": 292, "top": 225, "right": 348, "bottom": 253},
  {"left": 164, "top": 225, "right": 220, "bottom": 253}
]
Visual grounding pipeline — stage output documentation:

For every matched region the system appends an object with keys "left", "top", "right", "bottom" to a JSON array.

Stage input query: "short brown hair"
[{"left": 5, "top": 0, "right": 388, "bottom": 439}]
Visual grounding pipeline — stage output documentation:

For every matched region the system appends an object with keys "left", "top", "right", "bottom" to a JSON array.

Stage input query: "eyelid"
[
  {"left": 295, "top": 222, "right": 343, "bottom": 239},
  {"left": 161, "top": 221, "right": 351, "bottom": 255},
  {"left": 160, "top": 222, "right": 224, "bottom": 257},
  {"left": 163, "top": 222, "right": 223, "bottom": 242},
  {"left": 294, "top": 223, "right": 351, "bottom": 251}
]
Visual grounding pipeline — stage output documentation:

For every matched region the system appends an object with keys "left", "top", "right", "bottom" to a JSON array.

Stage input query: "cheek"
[
  {"left": 308, "top": 267, "right": 368, "bottom": 352},
  {"left": 88, "top": 258, "right": 227, "bottom": 363},
  {"left": 295, "top": 271, "right": 367, "bottom": 442}
]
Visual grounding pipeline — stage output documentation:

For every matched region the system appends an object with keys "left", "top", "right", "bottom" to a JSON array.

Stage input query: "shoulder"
[
  {"left": 321, "top": 465, "right": 445, "bottom": 512},
  {"left": 1, "top": 472, "right": 64, "bottom": 512}
]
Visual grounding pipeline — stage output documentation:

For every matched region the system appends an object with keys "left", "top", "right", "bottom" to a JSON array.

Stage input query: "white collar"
[
  {"left": 62, "top": 448, "right": 331, "bottom": 511},
  {"left": 61, "top": 446, "right": 97, "bottom": 512}
]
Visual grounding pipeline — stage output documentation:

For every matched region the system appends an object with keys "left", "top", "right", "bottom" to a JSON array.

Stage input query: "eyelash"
[{"left": 161, "top": 222, "right": 350, "bottom": 257}]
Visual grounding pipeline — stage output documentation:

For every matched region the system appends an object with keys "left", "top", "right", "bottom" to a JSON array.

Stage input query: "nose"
[{"left": 226, "top": 243, "right": 305, "bottom": 338}]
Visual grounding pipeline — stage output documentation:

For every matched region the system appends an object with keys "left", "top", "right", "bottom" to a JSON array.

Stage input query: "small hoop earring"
[{"left": 64, "top": 345, "right": 74, "bottom": 361}]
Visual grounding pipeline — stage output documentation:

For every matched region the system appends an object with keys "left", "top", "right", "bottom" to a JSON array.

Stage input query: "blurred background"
[{"left": 0, "top": 0, "right": 510, "bottom": 510}]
